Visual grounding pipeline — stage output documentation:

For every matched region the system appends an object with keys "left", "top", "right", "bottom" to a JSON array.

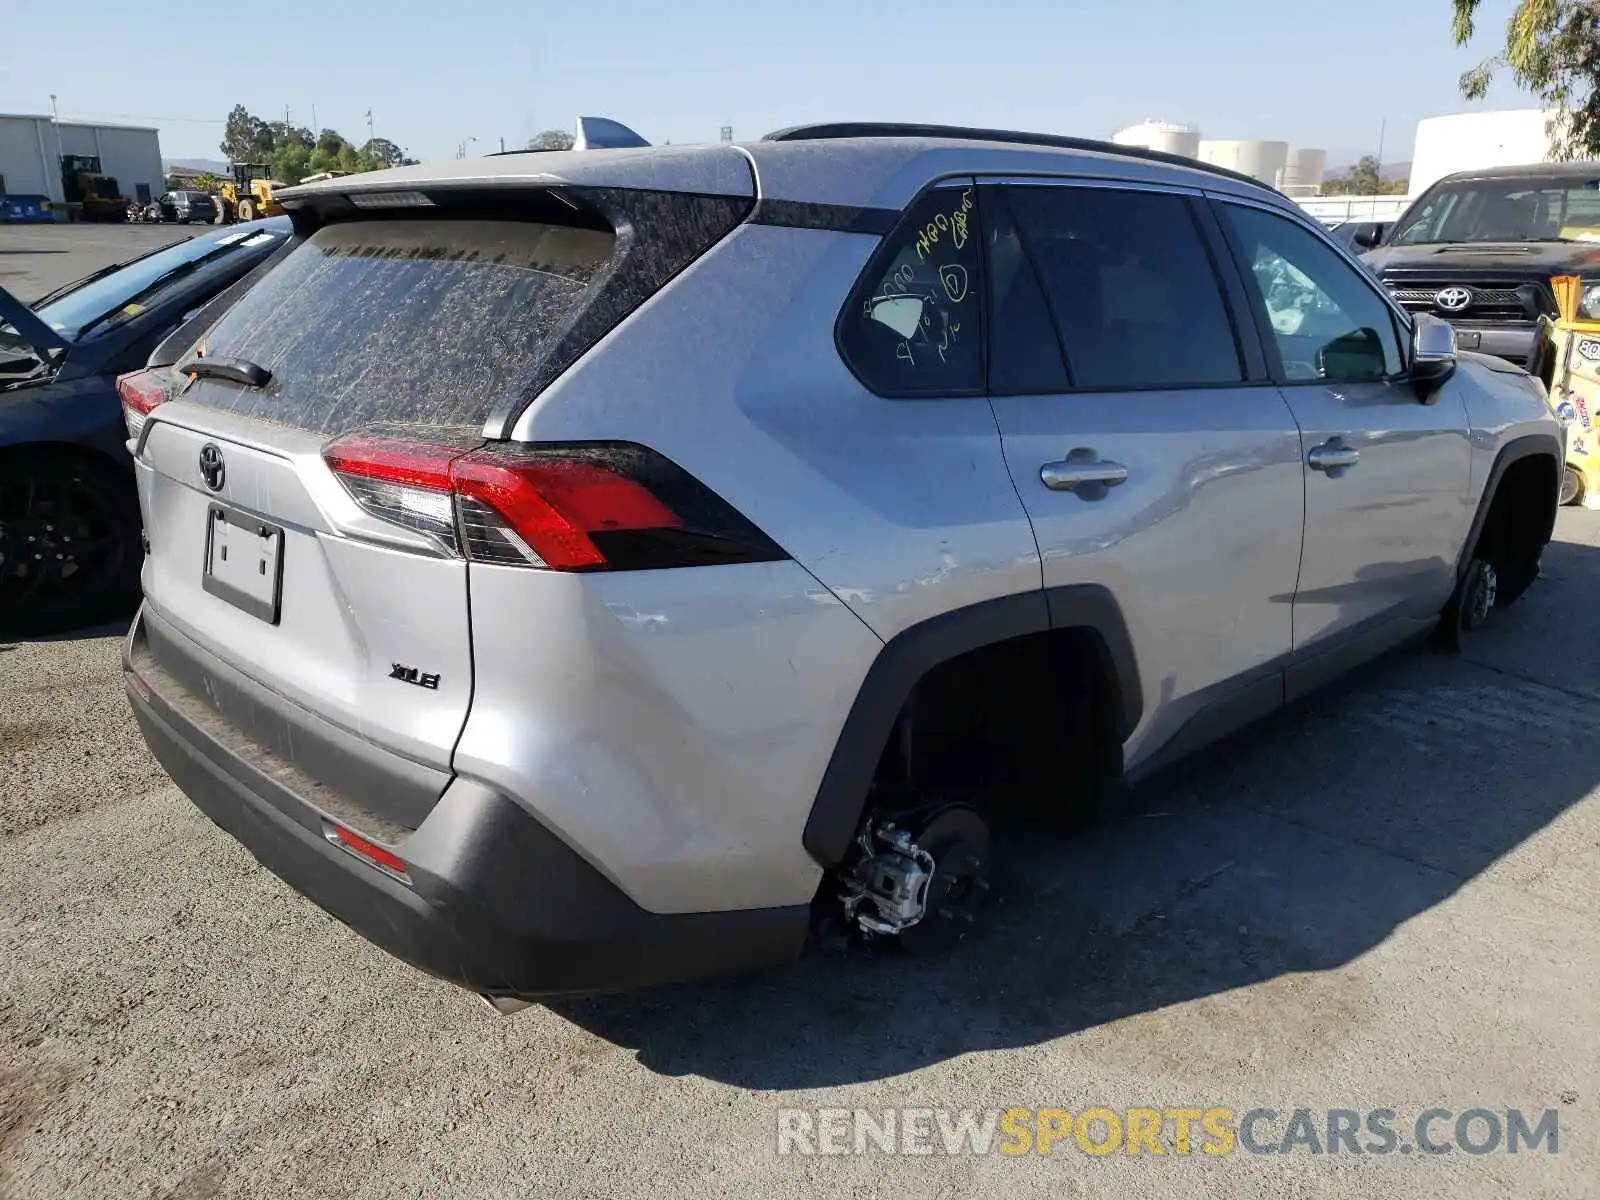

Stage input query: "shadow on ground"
[{"left": 553, "top": 535, "right": 1600, "bottom": 1088}]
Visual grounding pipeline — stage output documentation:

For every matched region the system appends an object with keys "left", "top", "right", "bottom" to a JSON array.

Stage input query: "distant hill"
[{"left": 163, "top": 158, "right": 229, "bottom": 175}]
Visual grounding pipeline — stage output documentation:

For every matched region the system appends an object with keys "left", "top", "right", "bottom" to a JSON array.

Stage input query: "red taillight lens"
[
  {"left": 321, "top": 435, "right": 784, "bottom": 572},
  {"left": 117, "top": 369, "right": 170, "bottom": 440},
  {"left": 321, "top": 435, "right": 464, "bottom": 554},
  {"left": 453, "top": 453, "right": 682, "bottom": 569},
  {"left": 323, "top": 821, "right": 411, "bottom": 884}
]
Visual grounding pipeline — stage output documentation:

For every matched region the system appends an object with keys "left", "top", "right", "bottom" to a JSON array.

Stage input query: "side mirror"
[
  {"left": 1353, "top": 224, "right": 1382, "bottom": 250},
  {"left": 1411, "top": 313, "right": 1458, "bottom": 399}
]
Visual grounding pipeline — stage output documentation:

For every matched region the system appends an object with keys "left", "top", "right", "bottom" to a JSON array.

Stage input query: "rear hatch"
[
  {"left": 136, "top": 207, "right": 618, "bottom": 830},
  {"left": 133, "top": 174, "right": 752, "bottom": 833}
]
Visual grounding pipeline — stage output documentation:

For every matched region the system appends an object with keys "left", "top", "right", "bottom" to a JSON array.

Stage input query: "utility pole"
[
  {"left": 366, "top": 110, "right": 374, "bottom": 145},
  {"left": 499, "top": 136, "right": 506, "bottom": 153},
  {"left": 312, "top": 104, "right": 318, "bottom": 134}
]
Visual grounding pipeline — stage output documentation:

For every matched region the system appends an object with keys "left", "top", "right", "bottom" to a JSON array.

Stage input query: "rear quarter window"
[
  {"left": 837, "top": 185, "right": 984, "bottom": 396},
  {"left": 188, "top": 218, "right": 615, "bottom": 436}
]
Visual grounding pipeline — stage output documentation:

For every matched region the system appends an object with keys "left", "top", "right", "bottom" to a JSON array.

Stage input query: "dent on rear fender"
[{"left": 451, "top": 558, "right": 885, "bottom": 915}]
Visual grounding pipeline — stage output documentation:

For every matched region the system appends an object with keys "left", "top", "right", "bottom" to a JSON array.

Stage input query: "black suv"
[{"left": 1363, "top": 163, "right": 1600, "bottom": 368}]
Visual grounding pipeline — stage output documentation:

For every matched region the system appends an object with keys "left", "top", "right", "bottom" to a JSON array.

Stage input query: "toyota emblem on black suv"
[
  {"left": 1435, "top": 286, "right": 1473, "bottom": 312},
  {"left": 199, "top": 443, "right": 226, "bottom": 492}
]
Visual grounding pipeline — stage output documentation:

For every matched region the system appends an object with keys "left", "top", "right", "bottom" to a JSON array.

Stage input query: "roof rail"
[{"left": 761, "top": 122, "right": 1270, "bottom": 192}]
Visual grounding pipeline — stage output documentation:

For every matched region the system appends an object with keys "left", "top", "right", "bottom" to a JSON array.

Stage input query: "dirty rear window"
[{"left": 186, "top": 218, "right": 615, "bottom": 436}]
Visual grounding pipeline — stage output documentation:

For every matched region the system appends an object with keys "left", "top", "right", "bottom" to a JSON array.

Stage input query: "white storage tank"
[
  {"left": 1112, "top": 120, "right": 1201, "bottom": 159},
  {"left": 1282, "top": 148, "right": 1327, "bottom": 194},
  {"left": 1409, "top": 109, "right": 1560, "bottom": 197},
  {"left": 1199, "top": 139, "right": 1290, "bottom": 187}
]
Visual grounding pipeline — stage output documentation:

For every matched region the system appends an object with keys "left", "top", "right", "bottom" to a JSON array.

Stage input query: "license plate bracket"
[{"left": 203, "top": 502, "right": 284, "bottom": 624}]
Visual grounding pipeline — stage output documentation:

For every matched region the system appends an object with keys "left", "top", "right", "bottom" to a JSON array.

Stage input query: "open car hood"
[{"left": 0, "top": 284, "right": 71, "bottom": 357}]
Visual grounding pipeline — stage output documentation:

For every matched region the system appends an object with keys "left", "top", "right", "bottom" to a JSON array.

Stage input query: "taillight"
[
  {"left": 116, "top": 369, "right": 169, "bottom": 440},
  {"left": 321, "top": 434, "right": 786, "bottom": 571}
]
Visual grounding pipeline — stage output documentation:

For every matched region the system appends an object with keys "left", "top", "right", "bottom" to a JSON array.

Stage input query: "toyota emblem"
[
  {"left": 198, "top": 443, "right": 226, "bottom": 493},
  {"left": 1435, "top": 286, "right": 1473, "bottom": 312}
]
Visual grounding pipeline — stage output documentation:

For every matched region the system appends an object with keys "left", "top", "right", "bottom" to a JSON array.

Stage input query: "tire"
[
  {"left": 1431, "top": 557, "right": 1498, "bottom": 653},
  {"left": 1561, "top": 465, "right": 1584, "bottom": 506},
  {"left": 237, "top": 198, "right": 256, "bottom": 222},
  {"left": 0, "top": 451, "right": 142, "bottom": 639}
]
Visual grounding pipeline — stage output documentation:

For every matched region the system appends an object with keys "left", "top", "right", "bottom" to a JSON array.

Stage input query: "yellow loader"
[{"left": 218, "top": 163, "right": 284, "bottom": 223}]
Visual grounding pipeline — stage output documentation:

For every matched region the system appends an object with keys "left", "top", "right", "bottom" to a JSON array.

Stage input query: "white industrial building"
[{"left": 0, "top": 114, "right": 164, "bottom": 207}]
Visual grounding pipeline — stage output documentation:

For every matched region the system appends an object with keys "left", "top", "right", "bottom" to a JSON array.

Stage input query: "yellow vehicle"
[
  {"left": 218, "top": 162, "right": 284, "bottom": 223},
  {"left": 1529, "top": 275, "right": 1600, "bottom": 507}
]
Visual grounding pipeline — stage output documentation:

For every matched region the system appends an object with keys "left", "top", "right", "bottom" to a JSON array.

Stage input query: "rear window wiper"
[{"left": 185, "top": 357, "right": 272, "bottom": 388}]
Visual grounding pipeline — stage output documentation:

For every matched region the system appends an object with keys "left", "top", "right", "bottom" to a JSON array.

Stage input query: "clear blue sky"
[{"left": 0, "top": 0, "right": 1534, "bottom": 165}]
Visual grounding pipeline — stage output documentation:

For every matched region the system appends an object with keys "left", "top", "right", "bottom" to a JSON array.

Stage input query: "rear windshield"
[{"left": 187, "top": 218, "right": 615, "bottom": 436}]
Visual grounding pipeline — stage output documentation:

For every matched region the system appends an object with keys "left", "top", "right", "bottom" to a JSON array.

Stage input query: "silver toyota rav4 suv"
[{"left": 122, "top": 123, "right": 1562, "bottom": 1007}]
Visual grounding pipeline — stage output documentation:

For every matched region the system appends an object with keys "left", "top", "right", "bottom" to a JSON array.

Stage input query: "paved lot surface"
[
  {"left": 1, "top": 232, "right": 1595, "bottom": 1199},
  {"left": 0, "top": 225, "right": 195, "bottom": 302},
  {"left": 2, "top": 514, "right": 1594, "bottom": 1200}
]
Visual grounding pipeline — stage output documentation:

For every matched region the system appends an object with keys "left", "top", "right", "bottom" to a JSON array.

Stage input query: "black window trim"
[
  {"left": 833, "top": 175, "right": 989, "bottom": 400},
  {"left": 978, "top": 175, "right": 1268, "bottom": 396},
  {"left": 980, "top": 184, "right": 1073, "bottom": 395},
  {"left": 1207, "top": 193, "right": 1414, "bottom": 388}
]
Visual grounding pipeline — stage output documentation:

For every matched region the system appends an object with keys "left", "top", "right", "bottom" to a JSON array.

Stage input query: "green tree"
[
  {"left": 220, "top": 104, "right": 275, "bottom": 163},
  {"left": 270, "top": 143, "right": 312, "bottom": 186},
  {"left": 1453, "top": 0, "right": 1600, "bottom": 157},
  {"left": 359, "top": 137, "right": 408, "bottom": 170},
  {"left": 526, "top": 129, "right": 576, "bottom": 151},
  {"left": 1319, "top": 155, "right": 1410, "bottom": 196}
]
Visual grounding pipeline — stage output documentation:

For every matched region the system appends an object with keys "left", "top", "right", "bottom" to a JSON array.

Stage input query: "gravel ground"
[
  {"left": 0, "top": 222, "right": 1595, "bottom": 1195},
  {"left": 1, "top": 515, "right": 1595, "bottom": 1199}
]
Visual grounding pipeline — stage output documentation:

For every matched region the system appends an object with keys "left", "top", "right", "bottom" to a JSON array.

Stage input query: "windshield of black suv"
[
  {"left": 0, "top": 221, "right": 286, "bottom": 344},
  {"left": 1390, "top": 175, "right": 1600, "bottom": 245}
]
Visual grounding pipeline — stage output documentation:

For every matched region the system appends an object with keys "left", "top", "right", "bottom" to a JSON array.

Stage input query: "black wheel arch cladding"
[
  {"left": 1458, "top": 432, "right": 1563, "bottom": 580},
  {"left": 802, "top": 585, "right": 1142, "bottom": 867}
]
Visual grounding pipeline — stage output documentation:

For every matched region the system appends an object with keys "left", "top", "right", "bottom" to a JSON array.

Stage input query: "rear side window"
[
  {"left": 1001, "top": 185, "right": 1244, "bottom": 391},
  {"left": 838, "top": 185, "right": 984, "bottom": 395},
  {"left": 188, "top": 218, "right": 614, "bottom": 436}
]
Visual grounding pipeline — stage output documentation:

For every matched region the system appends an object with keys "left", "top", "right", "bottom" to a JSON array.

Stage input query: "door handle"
[
  {"left": 1040, "top": 454, "right": 1130, "bottom": 492},
  {"left": 1307, "top": 440, "right": 1360, "bottom": 473}
]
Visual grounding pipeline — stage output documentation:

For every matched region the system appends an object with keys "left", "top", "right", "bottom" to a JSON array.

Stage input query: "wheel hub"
[{"left": 0, "top": 475, "right": 121, "bottom": 603}]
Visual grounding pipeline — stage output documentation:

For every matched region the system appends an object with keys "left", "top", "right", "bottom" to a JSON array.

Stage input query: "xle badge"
[{"left": 390, "top": 663, "right": 441, "bottom": 690}]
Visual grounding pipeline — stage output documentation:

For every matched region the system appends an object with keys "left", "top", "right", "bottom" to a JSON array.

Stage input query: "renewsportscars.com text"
[{"left": 776, "top": 1107, "right": 1560, "bottom": 1158}]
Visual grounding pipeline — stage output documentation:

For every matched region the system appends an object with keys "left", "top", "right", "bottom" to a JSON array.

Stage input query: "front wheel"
[
  {"left": 0, "top": 451, "right": 143, "bottom": 638},
  {"left": 236, "top": 198, "right": 256, "bottom": 222},
  {"left": 1431, "top": 558, "right": 1498, "bottom": 653}
]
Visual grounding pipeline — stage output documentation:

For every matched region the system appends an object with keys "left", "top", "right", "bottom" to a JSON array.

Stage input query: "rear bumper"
[{"left": 123, "top": 606, "right": 807, "bottom": 999}]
